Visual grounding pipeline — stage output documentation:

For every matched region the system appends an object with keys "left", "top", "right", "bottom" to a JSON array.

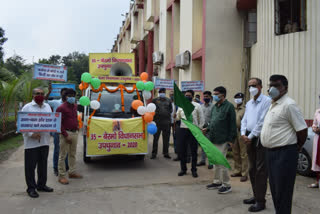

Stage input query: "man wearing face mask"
[
  {"left": 46, "top": 85, "right": 69, "bottom": 176},
  {"left": 231, "top": 93, "right": 248, "bottom": 182},
  {"left": 203, "top": 86, "right": 236, "bottom": 194},
  {"left": 21, "top": 88, "right": 54, "bottom": 198},
  {"left": 197, "top": 91, "right": 213, "bottom": 169},
  {"left": 176, "top": 90, "right": 205, "bottom": 178},
  {"left": 56, "top": 89, "right": 82, "bottom": 185},
  {"left": 151, "top": 88, "right": 173, "bottom": 159},
  {"left": 261, "top": 75, "right": 307, "bottom": 214},
  {"left": 240, "top": 78, "right": 271, "bottom": 212}
]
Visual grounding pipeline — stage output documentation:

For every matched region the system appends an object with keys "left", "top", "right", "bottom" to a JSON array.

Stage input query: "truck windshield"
[{"left": 90, "top": 90, "right": 140, "bottom": 114}]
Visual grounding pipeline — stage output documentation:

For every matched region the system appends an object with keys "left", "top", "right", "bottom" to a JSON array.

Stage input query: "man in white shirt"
[
  {"left": 241, "top": 78, "right": 271, "bottom": 212},
  {"left": 21, "top": 88, "right": 54, "bottom": 198},
  {"left": 176, "top": 90, "right": 205, "bottom": 178},
  {"left": 261, "top": 75, "right": 307, "bottom": 214}
]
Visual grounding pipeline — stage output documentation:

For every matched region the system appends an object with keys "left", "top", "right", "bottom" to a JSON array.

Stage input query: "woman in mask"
[{"left": 309, "top": 103, "right": 320, "bottom": 188}]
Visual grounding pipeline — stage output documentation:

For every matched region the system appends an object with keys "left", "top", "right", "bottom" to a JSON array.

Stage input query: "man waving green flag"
[
  {"left": 174, "top": 83, "right": 194, "bottom": 122},
  {"left": 173, "top": 83, "right": 231, "bottom": 170}
]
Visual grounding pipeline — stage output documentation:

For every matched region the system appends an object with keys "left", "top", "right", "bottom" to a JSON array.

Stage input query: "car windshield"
[{"left": 90, "top": 90, "right": 141, "bottom": 114}]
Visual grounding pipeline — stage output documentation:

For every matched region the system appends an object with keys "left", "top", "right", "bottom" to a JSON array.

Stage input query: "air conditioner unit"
[
  {"left": 152, "top": 51, "right": 163, "bottom": 65},
  {"left": 175, "top": 51, "right": 191, "bottom": 69}
]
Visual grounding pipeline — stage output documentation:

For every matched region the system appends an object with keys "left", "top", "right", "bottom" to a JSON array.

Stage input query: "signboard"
[
  {"left": 17, "top": 112, "right": 61, "bottom": 133},
  {"left": 98, "top": 76, "right": 140, "bottom": 83},
  {"left": 87, "top": 117, "right": 148, "bottom": 156},
  {"left": 181, "top": 80, "right": 204, "bottom": 92},
  {"left": 34, "top": 63, "right": 68, "bottom": 82},
  {"left": 49, "top": 83, "right": 76, "bottom": 97},
  {"left": 89, "top": 53, "right": 135, "bottom": 82},
  {"left": 154, "top": 78, "right": 175, "bottom": 90}
]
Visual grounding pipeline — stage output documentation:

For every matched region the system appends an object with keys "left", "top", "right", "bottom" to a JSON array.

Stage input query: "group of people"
[
  {"left": 20, "top": 74, "right": 320, "bottom": 214},
  {"left": 151, "top": 75, "right": 311, "bottom": 214},
  {"left": 22, "top": 85, "right": 82, "bottom": 198}
]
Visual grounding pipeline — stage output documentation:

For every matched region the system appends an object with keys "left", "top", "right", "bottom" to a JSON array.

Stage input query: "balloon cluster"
[
  {"left": 79, "top": 72, "right": 102, "bottom": 109},
  {"left": 131, "top": 72, "right": 157, "bottom": 135}
]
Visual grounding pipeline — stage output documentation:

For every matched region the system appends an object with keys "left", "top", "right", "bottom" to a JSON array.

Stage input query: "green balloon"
[
  {"left": 136, "top": 81, "right": 145, "bottom": 90},
  {"left": 79, "top": 96, "right": 90, "bottom": 106},
  {"left": 91, "top": 78, "right": 101, "bottom": 89},
  {"left": 81, "top": 72, "right": 92, "bottom": 83},
  {"left": 144, "top": 81, "right": 154, "bottom": 91}
]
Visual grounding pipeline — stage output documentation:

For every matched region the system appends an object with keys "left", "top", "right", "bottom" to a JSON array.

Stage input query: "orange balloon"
[
  {"left": 140, "top": 72, "right": 148, "bottom": 81},
  {"left": 79, "top": 83, "right": 84, "bottom": 90},
  {"left": 150, "top": 112, "right": 155, "bottom": 116},
  {"left": 131, "top": 100, "right": 143, "bottom": 110},
  {"left": 83, "top": 82, "right": 89, "bottom": 89},
  {"left": 144, "top": 112, "right": 154, "bottom": 123}
]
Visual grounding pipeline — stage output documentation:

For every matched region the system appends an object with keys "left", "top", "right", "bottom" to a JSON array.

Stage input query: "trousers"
[{"left": 24, "top": 146, "right": 49, "bottom": 192}]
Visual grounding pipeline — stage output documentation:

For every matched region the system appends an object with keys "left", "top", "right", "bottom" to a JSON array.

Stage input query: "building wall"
[
  {"left": 205, "top": 0, "right": 244, "bottom": 100},
  {"left": 251, "top": 0, "right": 320, "bottom": 119}
]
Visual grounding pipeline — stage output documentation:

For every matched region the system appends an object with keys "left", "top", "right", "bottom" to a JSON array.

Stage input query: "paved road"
[{"left": 0, "top": 133, "right": 319, "bottom": 214}]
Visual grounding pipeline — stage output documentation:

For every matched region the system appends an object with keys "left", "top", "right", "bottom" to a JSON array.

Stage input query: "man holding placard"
[{"left": 21, "top": 88, "right": 54, "bottom": 198}]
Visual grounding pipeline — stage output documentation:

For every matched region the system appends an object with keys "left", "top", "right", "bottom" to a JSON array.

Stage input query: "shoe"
[
  {"left": 231, "top": 172, "right": 242, "bottom": 177},
  {"left": 173, "top": 157, "right": 180, "bottom": 161},
  {"left": 248, "top": 203, "right": 266, "bottom": 212},
  {"left": 164, "top": 154, "right": 171, "bottom": 159},
  {"left": 178, "top": 171, "right": 186, "bottom": 176},
  {"left": 197, "top": 161, "right": 205, "bottom": 166},
  {"left": 37, "top": 186, "right": 54, "bottom": 192},
  {"left": 218, "top": 185, "right": 232, "bottom": 194},
  {"left": 240, "top": 176, "right": 248, "bottom": 182},
  {"left": 192, "top": 171, "right": 198, "bottom": 178},
  {"left": 208, "top": 165, "right": 213, "bottom": 169},
  {"left": 27, "top": 189, "right": 39, "bottom": 198},
  {"left": 150, "top": 155, "right": 156, "bottom": 159},
  {"left": 53, "top": 169, "right": 58, "bottom": 176},
  {"left": 206, "top": 183, "right": 222, "bottom": 190},
  {"left": 69, "top": 173, "right": 83, "bottom": 179},
  {"left": 58, "top": 177, "right": 69, "bottom": 185},
  {"left": 243, "top": 197, "right": 256, "bottom": 205}
]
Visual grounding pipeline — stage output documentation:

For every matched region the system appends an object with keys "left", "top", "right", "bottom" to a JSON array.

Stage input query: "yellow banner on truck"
[
  {"left": 87, "top": 117, "right": 148, "bottom": 156},
  {"left": 89, "top": 53, "right": 135, "bottom": 82}
]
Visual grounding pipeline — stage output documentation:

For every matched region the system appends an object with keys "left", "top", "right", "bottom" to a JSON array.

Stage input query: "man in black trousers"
[
  {"left": 241, "top": 78, "right": 271, "bottom": 212},
  {"left": 261, "top": 75, "right": 307, "bottom": 214},
  {"left": 21, "top": 88, "right": 54, "bottom": 198}
]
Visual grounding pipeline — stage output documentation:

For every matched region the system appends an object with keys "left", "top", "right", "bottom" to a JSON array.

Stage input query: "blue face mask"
[
  {"left": 213, "top": 95, "right": 220, "bottom": 102},
  {"left": 204, "top": 98, "right": 211, "bottom": 103},
  {"left": 67, "top": 97, "right": 76, "bottom": 104},
  {"left": 185, "top": 96, "right": 193, "bottom": 102}
]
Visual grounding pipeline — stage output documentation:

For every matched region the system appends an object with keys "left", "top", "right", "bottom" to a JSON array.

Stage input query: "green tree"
[
  {"left": 0, "top": 27, "right": 8, "bottom": 65},
  {"left": 4, "top": 55, "right": 31, "bottom": 76}
]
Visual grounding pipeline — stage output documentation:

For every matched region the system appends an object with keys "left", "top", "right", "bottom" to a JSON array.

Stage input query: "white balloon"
[
  {"left": 90, "top": 100, "right": 100, "bottom": 110},
  {"left": 143, "top": 91, "right": 152, "bottom": 100},
  {"left": 137, "top": 106, "right": 147, "bottom": 115},
  {"left": 146, "top": 103, "right": 156, "bottom": 112}
]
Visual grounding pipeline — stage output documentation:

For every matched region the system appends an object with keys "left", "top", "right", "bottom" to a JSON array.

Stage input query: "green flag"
[
  {"left": 182, "top": 119, "right": 231, "bottom": 169},
  {"left": 174, "top": 82, "right": 194, "bottom": 122}
]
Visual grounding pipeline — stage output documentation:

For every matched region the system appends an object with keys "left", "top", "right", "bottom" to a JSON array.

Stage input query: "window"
[{"left": 275, "top": 0, "right": 307, "bottom": 35}]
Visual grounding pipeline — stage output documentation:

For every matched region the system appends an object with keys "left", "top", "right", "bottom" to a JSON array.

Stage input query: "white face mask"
[
  {"left": 268, "top": 87, "right": 280, "bottom": 99},
  {"left": 159, "top": 93, "right": 166, "bottom": 98},
  {"left": 249, "top": 87, "right": 259, "bottom": 97},
  {"left": 234, "top": 98, "right": 243, "bottom": 104}
]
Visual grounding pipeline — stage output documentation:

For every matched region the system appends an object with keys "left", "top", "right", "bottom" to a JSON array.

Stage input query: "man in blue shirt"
[{"left": 241, "top": 78, "right": 271, "bottom": 212}]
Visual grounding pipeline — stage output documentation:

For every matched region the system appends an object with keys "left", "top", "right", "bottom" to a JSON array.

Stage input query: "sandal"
[{"left": 307, "top": 183, "right": 319, "bottom": 188}]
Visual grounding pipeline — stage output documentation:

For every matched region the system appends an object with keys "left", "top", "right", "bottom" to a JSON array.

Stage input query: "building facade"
[{"left": 112, "top": 0, "right": 319, "bottom": 120}]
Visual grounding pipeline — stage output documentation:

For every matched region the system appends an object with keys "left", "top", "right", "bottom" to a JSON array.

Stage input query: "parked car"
[{"left": 297, "top": 127, "right": 315, "bottom": 176}]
